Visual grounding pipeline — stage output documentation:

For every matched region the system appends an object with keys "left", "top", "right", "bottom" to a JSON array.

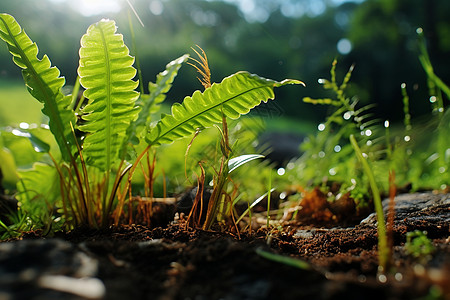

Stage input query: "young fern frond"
[
  {"left": 131, "top": 54, "right": 189, "bottom": 142},
  {"left": 78, "top": 19, "right": 140, "bottom": 171},
  {"left": 0, "top": 13, "right": 77, "bottom": 161}
]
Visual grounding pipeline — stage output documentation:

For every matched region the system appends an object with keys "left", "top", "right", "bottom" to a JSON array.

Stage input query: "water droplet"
[
  {"left": 12, "top": 129, "right": 30, "bottom": 138},
  {"left": 378, "top": 274, "right": 387, "bottom": 283},
  {"left": 19, "top": 122, "right": 29, "bottom": 129},
  {"left": 318, "top": 79, "right": 325, "bottom": 84},
  {"left": 404, "top": 135, "right": 411, "bottom": 142},
  {"left": 416, "top": 27, "right": 423, "bottom": 34},
  {"left": 318, "top": 123, "right": 325, "bottom": 131},
  {"left": 277, "top": 168, "right": 285, "bottom": 176},
  {"left": 343, "top": 111, "right": 352, "bottom": 120},
  {"left": 401, "top": 82, "right": 406, "bottom": 89},
  {"left": 329, "top": 168, "right": 336, "bottom": 176},
  {"left": 334, "top": 145, "right": 341, "bottom": 152},
  {"left": 362, "top": 153, "right": 368, "bottom": 158},
  {"left": 365, "top": 129, "right": 372, "bottom": 136},
  {"left": 366, "top": 140, "right": 372, "bottom": 146},
  {"left": 395, "top": 273, "right": 403, "bottom": 281},
  {"left": 439, "top": 167, "right": 445, "bottom": 174},
  {"left": 286, "top": 162, "right": 295, "bottom": 170},
  {"left": 279, "top": 192, "right": 287, "bottom": 200},
  {"left": 429, "top": 96, "right": 437, "bottom": 103},
  {"left": 384, "top": 120, "right": 390, "bottom": 128},
  {"left": 318, "top": 151, "right": 325, "bottom": 158}
]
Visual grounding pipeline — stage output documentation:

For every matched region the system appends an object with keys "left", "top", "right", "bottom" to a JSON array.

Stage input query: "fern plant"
[{"left": 0, "top": 13, "right": 303, "bottom": 230}]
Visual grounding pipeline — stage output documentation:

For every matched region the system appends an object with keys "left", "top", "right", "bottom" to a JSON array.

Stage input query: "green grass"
[{"left": 0, "top": 79, "right": 45, "bottom": 127}]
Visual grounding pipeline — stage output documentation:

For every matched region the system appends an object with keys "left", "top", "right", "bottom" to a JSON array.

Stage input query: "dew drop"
[
  {"left": 19, "top": 122, "right": 29, "bottom": 129},
  {"left": 395, "top": 273, "right": 403, "bottom": 281},
  {"left": 378, "top": 274, "right": 387, "bottom": 283}
]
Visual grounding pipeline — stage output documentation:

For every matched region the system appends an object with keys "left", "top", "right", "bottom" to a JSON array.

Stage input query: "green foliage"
[
  {"left": 350, "top": 134, "right": 389, "bottom": 272},
  {"left": 0, "top": 13, "right": 302, "bottom": 233},
  {"left": 0, "top": 13, "right": 77, "bottom": 162},
  {"left": 146, "top": 72, "right": 303, "bottom": 146},
  {"left": 78, "top": 19, "right": 140, "bottom": 171},
  {"left": 132, "top": 54, "right": 189, "bottom": 142},
  {"left": 404, "top": 230, "right": 435, "bottom": 263},
  {"left": 290, "top": 60, "right": 379, "bottom": 199},
  {"left": 255, "top": 248, "right": 311, "bottom": 270}
]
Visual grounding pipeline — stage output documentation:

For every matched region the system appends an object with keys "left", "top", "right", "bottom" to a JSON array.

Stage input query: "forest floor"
[{"left": 0, "top": 192, "right": 449, "bottom": 300}]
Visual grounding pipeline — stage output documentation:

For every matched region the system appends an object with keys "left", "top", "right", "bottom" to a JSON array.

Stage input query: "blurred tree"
[{"left": 344, "top": 0, "right": 450, "bottom": 121}]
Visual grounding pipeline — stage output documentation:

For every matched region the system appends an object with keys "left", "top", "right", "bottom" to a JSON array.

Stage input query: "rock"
[{"left": 360, "top": 192, "right": 449, "bottom": 234}]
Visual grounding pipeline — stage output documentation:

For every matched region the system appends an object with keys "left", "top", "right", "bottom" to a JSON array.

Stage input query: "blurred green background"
[{"left": 1, "top": 0, "right": 449, "bottom": 128}]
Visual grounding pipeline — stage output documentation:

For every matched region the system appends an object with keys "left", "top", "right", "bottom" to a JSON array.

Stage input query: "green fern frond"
[
  {"left": 132, "top": 54, "right": 189, "bottom": 140},
  {"left": 146, "top": 71, "right": 304, "bottom": 146},
  {"left": 0, "top": 13, "right": 77, "bottom": 161},
  {"left": 78, "top": 19, "right": 140, "bottom": 171}
]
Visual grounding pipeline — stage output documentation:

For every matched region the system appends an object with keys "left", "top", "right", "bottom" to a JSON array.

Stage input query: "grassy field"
[{"left": 0, "top": 79, "right": 45, "bottom": 127}]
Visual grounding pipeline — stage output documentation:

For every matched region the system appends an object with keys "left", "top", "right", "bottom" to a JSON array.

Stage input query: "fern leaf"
[
  {"left": 133, "top": 54, "right": 189, "bottom": 140},
  {"left": 78, "top": 19, "right": 140, "bottom": 171},
  {"left": 146, "top": 71, "right": 304, "bottom": 146},
  {"left": 0, "top": 13, "right": 77, "bottom": 161}
]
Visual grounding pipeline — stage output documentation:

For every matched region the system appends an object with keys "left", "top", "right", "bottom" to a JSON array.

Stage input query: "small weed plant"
[{"left": 404, "top": 230, "right": 435, "bottom": 264}]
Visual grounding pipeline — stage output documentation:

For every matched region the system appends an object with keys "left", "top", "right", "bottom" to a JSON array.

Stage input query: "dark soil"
[{"left": 1, "top": 193, "right": 449, "bottom": 300}]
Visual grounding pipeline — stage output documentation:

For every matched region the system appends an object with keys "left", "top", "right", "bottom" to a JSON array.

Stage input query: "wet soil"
[{"left": 1, "top": 193, "right": 449, "bottom": 300}]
